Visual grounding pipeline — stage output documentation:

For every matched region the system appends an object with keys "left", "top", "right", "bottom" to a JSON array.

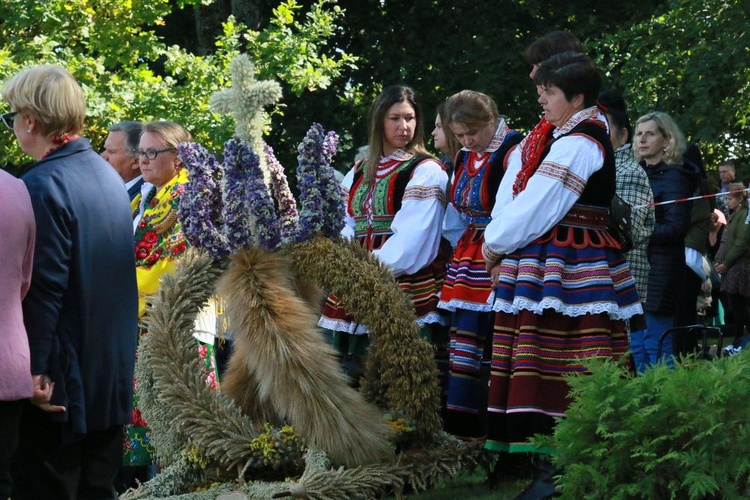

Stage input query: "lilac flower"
[
  {"left": 318, "top": 130, "right": 345, "bottom": 238},
  {"left": 222, "top": 138, "right": 281, "bottom": 251},
  {"left": 177, "top": 142, "right": 230, "bottom": 259},
  {"left": 264, "top": 142, "right": 298, "bottom": 243},
  {"left": 294, "top": 124, "right": 326, "bottom": 242},
  {"left": 293, "top": 123, "right": 345, "bottom": 242}
]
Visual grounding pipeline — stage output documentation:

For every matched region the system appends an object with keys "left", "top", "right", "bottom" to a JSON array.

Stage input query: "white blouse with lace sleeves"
[
  {"left": 373, "top": 159, "right": 448, "bottom": 277},
  {"left": 484, "top": 134, "right": 605, "bottom": 257}
]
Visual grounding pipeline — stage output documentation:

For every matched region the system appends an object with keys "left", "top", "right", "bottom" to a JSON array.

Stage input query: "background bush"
[{"left": 539, "top": 355, "right": 750, "bottom": 499}]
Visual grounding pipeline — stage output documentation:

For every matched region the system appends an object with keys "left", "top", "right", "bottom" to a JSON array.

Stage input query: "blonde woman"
[
  {"left": 633, "top": 111, "right": 695, "bottom": 370},
  {"left": 3, "top": 64, "right": 138, "bottom": 498},
  {"left": 438, "top": 90, "right": 521, "bottom": 438}
]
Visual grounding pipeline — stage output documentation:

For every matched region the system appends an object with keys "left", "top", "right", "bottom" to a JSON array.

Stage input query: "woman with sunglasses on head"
[{"left": 125, "top": 121, "right": 192, "bottom": 478}]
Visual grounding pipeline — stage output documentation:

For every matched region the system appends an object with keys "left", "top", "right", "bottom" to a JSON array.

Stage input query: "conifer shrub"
[{"left": 538, "top": 354, "right": 750, "bottom": 499}]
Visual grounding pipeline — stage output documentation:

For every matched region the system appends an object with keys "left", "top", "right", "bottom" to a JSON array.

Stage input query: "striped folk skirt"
[
  {"left": 485, "top": 225, "right": 639, "bottom": 453},
  {"left": 485, "top": 309, "right": 629, "bottom": 453},
  {"left": 443, "top": 309, "right": 493, "bottom": 437}
]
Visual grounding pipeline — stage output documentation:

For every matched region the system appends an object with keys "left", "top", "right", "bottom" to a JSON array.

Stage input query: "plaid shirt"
[{"left": 615, "top": 145, "right": 655, "bottom": 303}]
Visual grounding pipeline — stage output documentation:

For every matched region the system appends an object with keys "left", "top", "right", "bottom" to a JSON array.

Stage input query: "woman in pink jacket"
[{"left": 0, "top": 167, "right": 35, "bottom": 498}]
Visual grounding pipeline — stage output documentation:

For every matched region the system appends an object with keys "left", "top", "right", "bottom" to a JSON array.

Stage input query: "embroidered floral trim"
[
  {"left": 552, "top": 107, "right": 602, "bottom": 138},
  {"left": 134, "top": 169, "right": 189, "bottom": 268},
  {"left": 402, "top": 184, "right": 447, "bottom": 204}
]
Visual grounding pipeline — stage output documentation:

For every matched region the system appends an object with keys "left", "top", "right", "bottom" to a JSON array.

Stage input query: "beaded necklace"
[{"left": 41, "top": 133, "right": 80, "bottom": 159}]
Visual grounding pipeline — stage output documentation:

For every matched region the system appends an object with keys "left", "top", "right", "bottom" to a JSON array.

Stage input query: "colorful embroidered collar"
[{"left": 133, "top": 168, "right": 189, "bottom": 268}]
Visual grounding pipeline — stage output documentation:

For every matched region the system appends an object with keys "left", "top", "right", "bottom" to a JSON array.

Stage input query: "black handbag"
[{"left": 607, "top": 194, "right": 634, "bottom": 252}]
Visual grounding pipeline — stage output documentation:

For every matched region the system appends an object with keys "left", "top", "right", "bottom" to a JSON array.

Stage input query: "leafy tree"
[
  {"left": 269, "top": 0, "right": 670, "bottom": 170},
  {"left": 592, "top": 0, "right": 750, "bottom": 168},
  {"left": 0, "top": 0, "right": 354, "bottom": 173}
]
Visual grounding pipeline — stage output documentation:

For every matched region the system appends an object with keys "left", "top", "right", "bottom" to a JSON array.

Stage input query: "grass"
[{"left": 386, "top": 465, "right": 530, "bottom": 499}]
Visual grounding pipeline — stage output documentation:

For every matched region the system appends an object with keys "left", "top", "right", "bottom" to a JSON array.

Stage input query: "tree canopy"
[
  {"left": 0, "top": 0, "right": 746, "bottom": 176},
  {"left": 0, "top": 0, "right": 354, "bottom": 173}
]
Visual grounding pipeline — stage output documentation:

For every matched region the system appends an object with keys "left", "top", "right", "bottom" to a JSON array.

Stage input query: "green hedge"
[{"left": 539, "top": 354, "right": 750, "bottom": 499}]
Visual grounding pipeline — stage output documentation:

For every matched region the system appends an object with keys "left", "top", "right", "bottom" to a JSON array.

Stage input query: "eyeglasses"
[
  {"left": 135, "top": 147, "right": 176, "bottom": 160},
  {"left": 1, "top": 111, "right": 18, "bottom": 130}
]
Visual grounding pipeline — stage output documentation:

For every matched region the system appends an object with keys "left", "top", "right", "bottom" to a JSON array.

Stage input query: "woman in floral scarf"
[{"left": 124, "top": 121, "right": 192, "bottom": 480}]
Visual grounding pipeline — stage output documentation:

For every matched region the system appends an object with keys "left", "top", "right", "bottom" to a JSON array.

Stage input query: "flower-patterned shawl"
[{"left": 131, "top": 168, "right": 189, "bottom": 317}]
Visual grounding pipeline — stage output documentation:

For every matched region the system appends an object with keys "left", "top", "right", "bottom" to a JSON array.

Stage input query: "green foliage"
[
  {"left": 593, "top": 0, "right": 750, "bottom": 167},
  {"left": 539, "top": 355, "right": 750, "bottom": 499},
  {"left": 0, "top": 0, "right": 354, "bottom": 169}
]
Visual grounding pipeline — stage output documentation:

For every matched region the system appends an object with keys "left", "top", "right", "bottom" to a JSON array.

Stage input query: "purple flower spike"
[
  {"left": 264, "top": 142, "right": 298, "bottom": 242},
  {"left": 222, "top": 138, "right": 281, "bottom": 251},
  {"left": 177, "top": 142, "right": 231, "bottom": 259},
  {"left": 318, "top": 130, "right": 345, "bottom": 238},
  {"left": 294, "top": 123, "right": 345, "bottom": 242}
]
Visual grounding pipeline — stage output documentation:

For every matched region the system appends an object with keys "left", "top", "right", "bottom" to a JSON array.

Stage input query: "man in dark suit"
[{"left": 102, "top": 120, "right": 144, "bottom": 200}]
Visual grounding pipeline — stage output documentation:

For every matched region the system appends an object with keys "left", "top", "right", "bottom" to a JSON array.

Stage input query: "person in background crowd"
[
  {"left": 431, "top": 100, "right": 461, "bottom": 177},
  {"left": 439, "top": 90, "right": 521, "bottom": 439},
  {"left": 717, "top": 160, "right": 737, "bottom": 217},
  {"left": 0, "top": 168, "right": 35, "bottom": 499},
  {"left": 4, "top": 63, "right": 138, "bottom": 499},
  {"left": 597, "top": 89, "right": 655, "bottom": 369},
  {"left": 674, "top": 144, "right": 714, "bottom": 328},
  {"left": 633, "top": 111, "right": 695, "bottom": 370},
  {"left": 318, "top": 85, "right": 449, "bottom": 384},
  {"left": 102, "top": 120, "right": 144, "bottom": 201},
  {"left": 483, "top": 53, "right": 641, "bottom": 499},
  {"left": 124, "top": 121, "right": 192, "bottom": 484},
  {"left": 715, "top": 183, "right": 750, "bottom": 350},
  {"left": 524, "top": 30, "right": 583, "bottom": 80},
  {"left": 719, "top": 160, "right": 737, "bottom": 193}
]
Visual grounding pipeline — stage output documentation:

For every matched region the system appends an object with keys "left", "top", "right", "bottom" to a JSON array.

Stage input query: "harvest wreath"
[{"left": 121, "top": 56, "right": 487, "bottom": 499}]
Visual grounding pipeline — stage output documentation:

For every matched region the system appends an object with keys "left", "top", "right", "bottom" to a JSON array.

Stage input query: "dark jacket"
[
  {"left": 127, "top": 175, "right": 145, "bottom": 201},
  {"left": 643, "top": 160, "right": 695, "bottom": 314},
  {"left": 21, "top": 138, "right": 138, "bottom": 441},
  {"left": 722, "top": 206, "right": 750, "bottom": 270}
]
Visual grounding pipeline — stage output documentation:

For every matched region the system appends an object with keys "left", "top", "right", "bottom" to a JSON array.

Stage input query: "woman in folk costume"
[
  {"left": 482, "top": 52, "right": 641, "bottom": 499},
  {"left": 438, "top": 90, "right": 521, "bottom": 437},
  {"left": 318, "top": 85, "right": 449, "bottom": 382},
  {"left": 124, "top": 121, "right": 191, "bottom": 474}
]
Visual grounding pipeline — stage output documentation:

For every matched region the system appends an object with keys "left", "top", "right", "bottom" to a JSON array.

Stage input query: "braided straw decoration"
[
  {"left": 128, "top": 240, "right": 481, "bottom": 498},
  {"left": 285, "top": 236, "right": 443, "bottom": 439}
]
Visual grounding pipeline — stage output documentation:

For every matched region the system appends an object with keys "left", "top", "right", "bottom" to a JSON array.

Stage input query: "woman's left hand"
[{"left": 489, "top": 262, "right": 502, "bottom": 286}]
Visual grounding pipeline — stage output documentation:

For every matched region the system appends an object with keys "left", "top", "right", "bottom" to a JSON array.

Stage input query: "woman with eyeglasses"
[{"left": 125, "top": 121, "right": 191, "bottom": 476}]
